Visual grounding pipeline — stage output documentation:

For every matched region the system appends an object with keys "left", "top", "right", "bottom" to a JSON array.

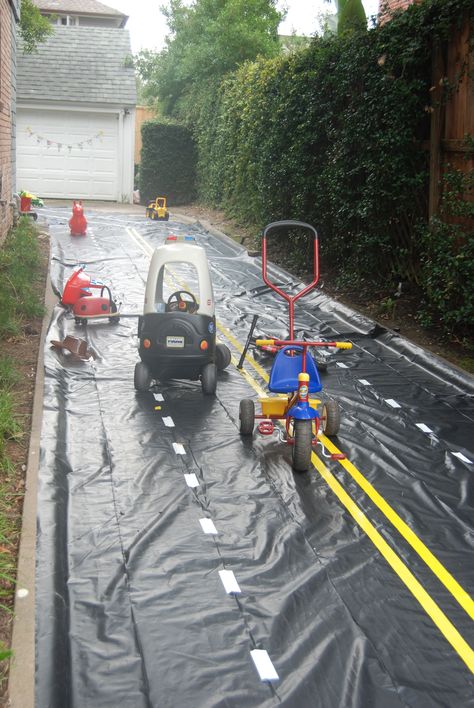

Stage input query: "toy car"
[
  {"left": 61, "top": 266, "right": 120, "bottom": 324},
  {"left": 146, "top": 196, "right": 169, "bottom": 221},
  {"left": 134, "top": 235, "right": 231, "bottom": 395}
]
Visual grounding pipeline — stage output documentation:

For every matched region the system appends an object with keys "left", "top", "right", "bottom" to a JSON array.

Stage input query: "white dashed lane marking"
[
  {"left": 218, "top": 570, "right": 241, "bottom": 595},
  {"left": 250, "top": 650, "right": 279, "bottom": 682},
  {"left": 199, "top": 518, "right": 218, "bottom": 535}
]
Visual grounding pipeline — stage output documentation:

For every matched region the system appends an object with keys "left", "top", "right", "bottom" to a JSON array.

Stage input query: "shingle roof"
[
  {"left": 32, "top": 0, "right": 126, "bottom": 18},
  {"left": 17, "top": 26, "right": 137, "bottom": 106}
]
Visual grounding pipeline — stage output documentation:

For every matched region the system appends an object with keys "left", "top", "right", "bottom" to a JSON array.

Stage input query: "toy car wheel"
[
  {"left": 216, "top": 343, "right": 231, "bottom": 371},
  {"left": 164, "top": 214, "right": 169, "bottom": 221},
  {"left": 292, "top": 419, "right": 312, "bottom": 472},
  {"left": 109, "top": 302, "right": 120, "bottom": 324},
  {"left": 321, "top": 399, "right": 340, "bottom": 436},
  {"left": 201, "top": 363, "right": 217, "bottom": 395},
  {"left": 239, "top": 398, "right": 255, "bottom": 436},
  {"left": 74, "top": 317, "right": 84, "bottom": 326},
  {"left": 134, "top": 362, "right": 152, "bottom": 392}
]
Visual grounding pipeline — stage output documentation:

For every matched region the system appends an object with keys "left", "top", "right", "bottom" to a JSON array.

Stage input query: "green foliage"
[
  {"left": 440, "top": 138, "right": 474, "bottom": 219},
  {"left": 0, "top": 218, "right": 44, "bottom": 337},
  {"left": 338, "top": 0, "right": 367, "bottom": 35},
  {"left": 417, "top": 219, "right": 474, "bottom": 333},
  {"left": 19, "top": 0, "right": 54, "bottom": 53},
  {"left": 139, "top": 121, "right": 196, "bottom": 205},
  {"left": 135, "top": 0, "right": 284, "bottom": 114},
  {"left": 176, "top": 0, "right": 472, "bottom": 335},
  {"left": 187, "top": 24, "right": 431, "bottom": 277},
  {"left": 0, "top": 358, "right": 20, "bottom": 393}
]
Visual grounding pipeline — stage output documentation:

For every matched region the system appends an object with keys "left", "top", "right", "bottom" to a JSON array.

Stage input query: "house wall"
[
  {"left": 379, "top": 0, "right": 421, "bottom": 24},
  {"left": 121, "top": 107, "right": 136, "bottom": 201},
  {"left": 0, "top": 0, "right": 14, "bottom": 244}
]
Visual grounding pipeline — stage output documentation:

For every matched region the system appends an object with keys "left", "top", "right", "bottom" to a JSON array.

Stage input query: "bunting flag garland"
[{"left": 25, "top": 127, "right": 104, "bottom": 153}]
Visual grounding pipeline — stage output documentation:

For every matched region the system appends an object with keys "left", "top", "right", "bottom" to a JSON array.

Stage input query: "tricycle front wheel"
[
  {"left": 292, "top": 419, "right": 312, "bottom": 472},
  {"left": 239, "top": 398, "right": 255, "bottom": 435}
]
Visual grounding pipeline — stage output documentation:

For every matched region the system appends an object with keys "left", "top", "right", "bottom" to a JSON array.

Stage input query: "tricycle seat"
[{"left": 269, "top": 345, "right": 322, "bottom": 393}]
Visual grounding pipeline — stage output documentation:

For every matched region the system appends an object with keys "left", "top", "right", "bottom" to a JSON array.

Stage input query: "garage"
[
  {"left": 16, "top": 24, "right": 136, "bottom": 202},
  {"left": 16, "top": 108, "right": 120, "bottom": 200}
]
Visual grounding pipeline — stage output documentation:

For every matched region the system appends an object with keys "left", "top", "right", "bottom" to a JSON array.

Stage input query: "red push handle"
[{"left": 261, "top": 221, "right": 319, "bottom": 339}]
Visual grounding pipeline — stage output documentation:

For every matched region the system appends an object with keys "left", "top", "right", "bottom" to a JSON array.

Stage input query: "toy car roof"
[{"left": 143, "top": 238, "right": 214, "bottom": 316}]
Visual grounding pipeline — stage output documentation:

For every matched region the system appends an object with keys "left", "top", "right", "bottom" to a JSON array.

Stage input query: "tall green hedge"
[
  {"left": 178, "top": 0, "right": 473, "bottom": 333},
  {"left": 139, "top": 121, "right": 196, "bottom": 205}
]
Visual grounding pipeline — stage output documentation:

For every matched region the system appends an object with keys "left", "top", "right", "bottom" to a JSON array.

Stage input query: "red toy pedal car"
[{"left": 61, "top": 266, "right": 120, "bottom": 325}]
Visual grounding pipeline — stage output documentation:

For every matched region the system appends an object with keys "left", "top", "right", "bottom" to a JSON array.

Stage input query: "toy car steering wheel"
[{"left": 166, "top": 290, "right": 199, "bottom": 314}]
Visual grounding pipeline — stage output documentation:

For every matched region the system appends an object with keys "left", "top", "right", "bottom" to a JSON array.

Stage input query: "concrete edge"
[
  {"left": 8, "top": 239, "right": 56, "bottom": 708},
  {"left": 171, "top": 212, "right": 249, "bottom": 254}
]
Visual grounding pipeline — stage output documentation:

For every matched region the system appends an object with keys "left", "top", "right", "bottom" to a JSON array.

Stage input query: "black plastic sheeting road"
[{"left": 37, "top": 207, "right": 474, "bottom": 708}]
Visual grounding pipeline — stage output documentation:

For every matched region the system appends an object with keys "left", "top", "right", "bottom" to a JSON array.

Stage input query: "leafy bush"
[
  {"left": 175, "top": 0, "right": 472, "bottom": 335},
  {"left": 0, "top": 218, "right": 44, "bottom": 336},
  {"left": 418, "top": 219, "right": 474, "bottom": 334},
  {"left": 139, "top": 121, "right": 197, "bottom": 206}
]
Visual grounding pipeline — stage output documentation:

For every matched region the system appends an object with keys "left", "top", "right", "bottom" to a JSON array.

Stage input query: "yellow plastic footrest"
[{"left": 259, "top": 397, "right": 287, "bottom": 417}]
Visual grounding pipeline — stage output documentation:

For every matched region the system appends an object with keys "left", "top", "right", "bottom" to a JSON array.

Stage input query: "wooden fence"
[
  {"left": 430, "top": 16, "right": 473, "bottom": 225},
  {"left": 135, "top": 106, "right": 156, "bottom": 165}
]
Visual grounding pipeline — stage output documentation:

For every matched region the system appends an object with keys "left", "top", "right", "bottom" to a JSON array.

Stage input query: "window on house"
[{"left": 57, "top": 15, "right": 79, "bottom": 26}]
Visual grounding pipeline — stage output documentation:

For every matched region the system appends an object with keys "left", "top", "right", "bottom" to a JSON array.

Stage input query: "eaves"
[{"left": 8, "top": 0, "right": 20, "bottom": 22}]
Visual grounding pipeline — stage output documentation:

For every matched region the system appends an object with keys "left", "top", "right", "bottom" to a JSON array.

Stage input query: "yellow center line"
[
  {"left": 213, "top": 302, "right": 474, "bottom": 625},
  {"left": 127, "top": 227, "right": 474, "bottom": 671},
  {"left": 310, "top": 450, "right": 474, "bottom": 673}
]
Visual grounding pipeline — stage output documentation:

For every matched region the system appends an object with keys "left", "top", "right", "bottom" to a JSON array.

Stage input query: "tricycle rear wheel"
[
  {"left": 292, "top": 419, "right": 312, "bottom": 472},
  {"left": 321, "top": 399, "right": 340, "bottom": 436},
  {"left": 239, "top": 398, "right": 255, "bottom": 435}
]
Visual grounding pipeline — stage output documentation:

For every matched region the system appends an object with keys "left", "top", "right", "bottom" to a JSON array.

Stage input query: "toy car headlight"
[{"left": 143, "top": 338, "right": 152, "bottom": 349}]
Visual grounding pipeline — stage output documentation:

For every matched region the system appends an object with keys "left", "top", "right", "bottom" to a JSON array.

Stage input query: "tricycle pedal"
[
  {"left": 331, "top": 453, "right": 346, "bottom": 460},
  {"left": 258, "top": 420, "right": 275, "bottom": 435}
]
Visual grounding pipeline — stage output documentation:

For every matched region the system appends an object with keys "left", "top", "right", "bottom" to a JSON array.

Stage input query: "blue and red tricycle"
[{"left": 239, "top": 220, "right": 352, "bottom": 472}]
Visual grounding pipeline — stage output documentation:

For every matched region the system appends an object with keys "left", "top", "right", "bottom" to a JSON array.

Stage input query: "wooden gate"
[
  {"left": 135, "top": 106, "right": 156, "bottom": 165},
  {"left": 429, "top": 16, "right": 473, "bottom": 224}
]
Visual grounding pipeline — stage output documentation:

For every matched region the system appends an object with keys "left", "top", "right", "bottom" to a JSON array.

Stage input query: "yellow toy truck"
[{"left": 146, "top": 196, "right": 170, "bottom": 221}]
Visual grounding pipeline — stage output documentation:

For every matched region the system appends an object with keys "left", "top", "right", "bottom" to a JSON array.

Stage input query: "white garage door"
[{"left": 16, "top": 109, "right": 119, "bottom": 200}]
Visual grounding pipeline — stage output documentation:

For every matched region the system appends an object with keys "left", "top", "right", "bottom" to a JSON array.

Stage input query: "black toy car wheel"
[
  {"left": 164, "top": 214, "right": 169, "bottom": 221},
  {"left": 201, "top": 363, "right": 217, "bottom": 395},
  {"left": 239, "top": 398, "right": 255, "bottom": 436},
  {"left": 321, "top": 399, "right": 340, "bottom": 436},
  {"left": 134, "top": 362, "right": 152, "bottom": 392},
  {"left": 109, "top": 301, "right": 119, "bottom": 324},
  {"left": 216, "top": 343, "right": 231, "bottom": 370},
  {"left": 292, "top": 419, "right": 312, "bottom": 472}
]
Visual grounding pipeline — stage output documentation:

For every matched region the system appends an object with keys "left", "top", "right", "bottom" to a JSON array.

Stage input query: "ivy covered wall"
[
  {"left": 179, "top": 0, "right": 473, "bottom": 333},
  {"left": 139, "top": 121, "right": 196, "bottom": 206}
]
